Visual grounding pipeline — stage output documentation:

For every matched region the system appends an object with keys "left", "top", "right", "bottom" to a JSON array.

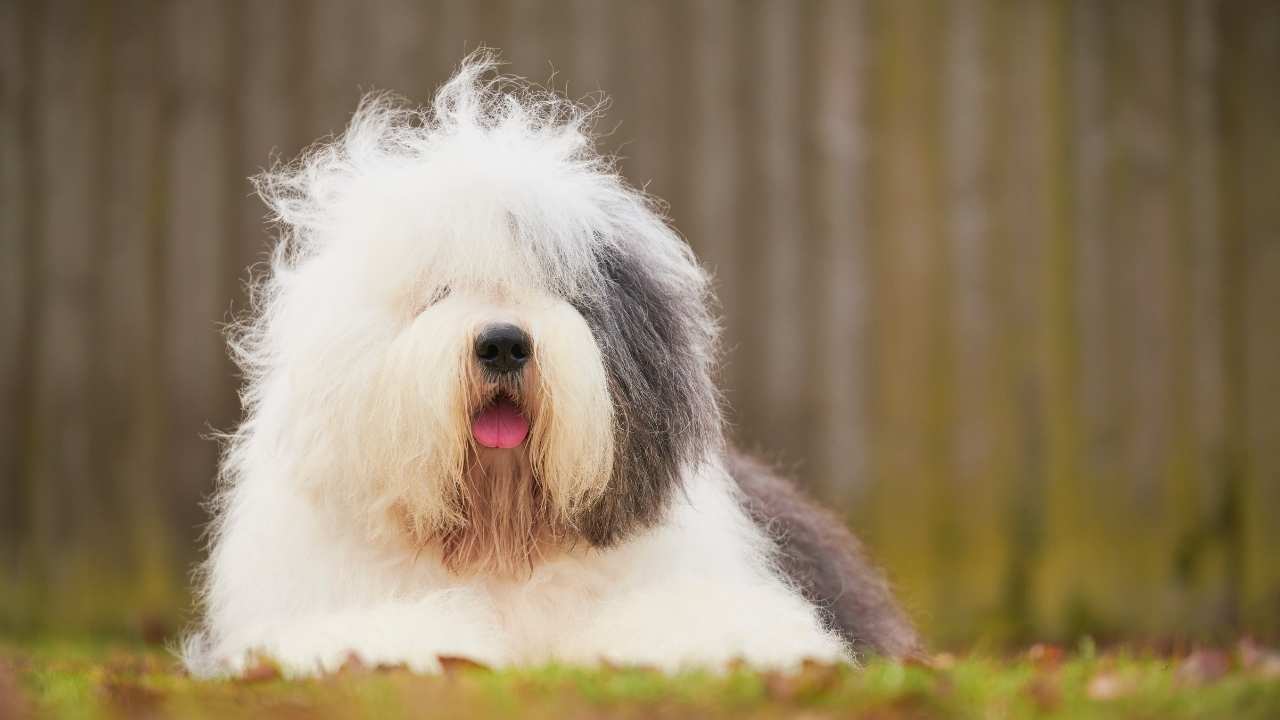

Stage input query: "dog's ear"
[{"left": 571, "top": 242, "right": 722, "bottom": 546}]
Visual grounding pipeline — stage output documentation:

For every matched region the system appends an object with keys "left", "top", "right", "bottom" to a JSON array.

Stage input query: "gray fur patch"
[
  {"left": 569, "top": 241, "right": 722, "bottom": 546},
  {"left": 729, "top": 452, "right": 921, "bottom": 659}
]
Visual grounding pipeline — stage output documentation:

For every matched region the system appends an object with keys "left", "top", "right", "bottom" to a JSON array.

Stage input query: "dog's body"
[{"left": 187, "top": 55, "right": 917, "bottom": 677}]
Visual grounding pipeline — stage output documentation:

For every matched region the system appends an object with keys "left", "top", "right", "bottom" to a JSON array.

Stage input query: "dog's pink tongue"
[{"left": 472, "top": 398, "right": 529, "bottom": 449}]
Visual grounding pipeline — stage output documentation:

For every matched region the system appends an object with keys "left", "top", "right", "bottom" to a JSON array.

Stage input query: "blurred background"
[{"left": 1, "top": 0, "right": 1278, "bottom": 649}]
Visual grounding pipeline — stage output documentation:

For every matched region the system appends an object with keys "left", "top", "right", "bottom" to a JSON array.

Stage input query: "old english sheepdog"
[{"left": 186, "top": 53, "right": 918, "bottom": 677}]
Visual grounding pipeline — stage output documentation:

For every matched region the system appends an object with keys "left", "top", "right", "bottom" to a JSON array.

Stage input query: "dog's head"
[{"left": 229, "top": 53, "right": 721, "bottom": 575}]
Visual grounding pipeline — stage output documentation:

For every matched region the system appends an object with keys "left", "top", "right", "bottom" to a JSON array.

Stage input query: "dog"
[{"left": 185, "top": 52, "right": 918, "bottom": 677}]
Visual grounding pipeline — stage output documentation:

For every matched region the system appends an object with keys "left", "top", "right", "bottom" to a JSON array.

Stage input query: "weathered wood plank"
[
  {"left": 1125, "top": 0, "right": 1177, "bottom": 508},
  {"left": 26, "top": 1, "right": 98, "bottom": 617},
  {"left": 1182, "top": 0, "right": 1223, "bottom": 554},
  {"left": 617, "top": 0, "right": 674, "bottom": 204},
  {"left": 1034, "top": 0, "right": 1085, "bottom": 638},
  {"left": 1099, "top": 0, "right": 1178, "bottom": 635},
  {"left": 467, "top": 0, "right": 510, "bottom": 65},
  {"left": 305, "top": 0, "right": 368, "bottom": 141},
  {"left": 96, "top": 0, "right": 179, "bottom": 608},
  {"left": 729, "top": 0, "right": 770, "bottom": 440},
  {"left": 431, "top": 0, "right": 477, "bottom": 73},
  {"left": 165, "top": 0, "right": 232, "bottom": 543},
  {"left": 983, "top": 0, "right": 1049, "bottom": 641},
  {"left": 687, "top": 0, "right": 743, "bottom": 422},
  {"left": 1162, "top": 0, "right": 1220, "bottom": 638},
  {"left": 756, "top": 0, "right": 808, "bottom": 469},
  {"left": 941, "top": 0, "right": 998, "bottom": 633},
  {"left": 508, "top": 0, "right": 574, "bottom": 86},
  {"left": 234, "top": 0, "right": 302, "bottom": 271},
  {"left": 1221, "top": 0, "right": 1280, "bottom": 638},
  {"left": 811, "top": 0, "right": 872, "bottom": 507},
  {"left": 367, "top": 0, "right": 432, "bottom": 99},
  {"left": 1072, "top": 0, "right": 1110, "bottom": 501},
  {"left": 0, "top": 0, "right": 28, "bottom": 563},
  {"left": 868, "top": 0, "right": 949, "bottom": 629}
]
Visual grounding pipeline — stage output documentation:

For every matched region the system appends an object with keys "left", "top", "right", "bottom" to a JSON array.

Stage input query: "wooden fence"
[{"left": 2, "top": 0, "right": 1278, "bottom": 644}]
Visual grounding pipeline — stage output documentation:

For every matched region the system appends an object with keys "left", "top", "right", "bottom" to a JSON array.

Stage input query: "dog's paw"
[
  {"left": 200, "top": 595, "right": 509, "bottom": 678},
  {"left": 554, "top": 578, "right": 849, "bottom": 672}
]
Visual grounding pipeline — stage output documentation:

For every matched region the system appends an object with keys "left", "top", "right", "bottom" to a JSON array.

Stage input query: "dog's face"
[{"left": 233, "top": 57, "right": 721, "bottom": 576}]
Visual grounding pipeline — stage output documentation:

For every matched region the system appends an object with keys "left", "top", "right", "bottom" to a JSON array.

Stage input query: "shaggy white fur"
[
  {"left": 186, "top": 52, "right": 848, "bottom": 677},
  {"left": 191, "top": 460, "right": 846, "bottom": 675}
]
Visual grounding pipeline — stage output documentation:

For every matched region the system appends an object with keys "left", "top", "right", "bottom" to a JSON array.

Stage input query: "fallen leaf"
[
  {"left": 929, "top": 653, "right": 957, "bottom": 671},
  {"left": 1177, "top": 649, "right": 1231, "bottom": 686},
  {"left": 0, "top": 661, "right": 31, "bottom": 720},
  {"left": 102, "top": 679, "right": 163, "bottom": 715},
  {"left": 437, "top": 655, "right": 492, "bottom": 675},
  {"left": 238, "top": 654, "right": 283, "bottom": 684},
  {"left": 1238, "top": 637, "right": 1264, "bottom": 668},
  {"left": 762, "top": 661, "right": 842, "bottom": 702},
  {"left": 1087, "top": 672, "right": 1135, "bottom": 701},
  {"left": 334, "top": 652, "right": 368, "bottom": 675},
  {"left": 762, "top": 672, "right": 800, "bottom": 701},
  {"left": 104, "top": 650, "right": 171, "bottom": 678},
  {"left": 904, "top": 653, "right": 952, "bottom": 671},
  {"left": 1027, "top": 643, "right": 1065, "bottom": 671},
  {"left": 1238, "top": 638, "right": 1280, "bottom": 678}
]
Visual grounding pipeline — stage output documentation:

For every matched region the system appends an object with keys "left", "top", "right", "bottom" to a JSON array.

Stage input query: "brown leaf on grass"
[
  {"left": 329, "top": 652, "right": 409, "bottom": 677},
  {"left": 103, "top": 650, "right": 174, "bottom": 678},
  {"left": 1086, "top": 672, "right": 1135, "bottom": 701},
  {"left": 903, "top": 652, "right": 953, "bottom": 671},
  {"left": 436, "top": 655, "right": 492, "bottom": 675},
  {"left": 761, "top": 672, "right": 801, "bottom": 702},
  {"left": 1177, "top": 649, "right": 1232, "bottom": 686},
  {"left": 0, "top": 661, "right": 32, "bottom": 720},
  {"left": 238, "top": 654, "right": 283, "bottom": 684},
  {"left": 1238, "top": 638, "right": 1280, "bottom": 678},
  {"left": 1238, "top": 638, "right": 1264, "bottom": 668},
  {"left": 762, "top": 660, "right": 843, "bottom": 702},
  {"left": 102, "top": 679, "right": 163, "bottom": 717},
  {"left": 334, "top": 652, "right": 369, "bottom": 676},
  {"left": 1026, "top": 644, "right": 1065, "bottom": 671}
]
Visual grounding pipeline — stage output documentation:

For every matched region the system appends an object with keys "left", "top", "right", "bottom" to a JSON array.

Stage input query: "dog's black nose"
[{"left": 475, "top": 323, "right": 532, "bottom": 374}]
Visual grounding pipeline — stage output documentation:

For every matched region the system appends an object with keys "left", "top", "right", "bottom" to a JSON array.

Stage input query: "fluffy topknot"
[{"left": 255, "top": 50, "right": 617, "bottom": 271}]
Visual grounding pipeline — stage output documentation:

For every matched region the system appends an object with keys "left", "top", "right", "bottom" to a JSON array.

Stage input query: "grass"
[{"left": 3, "top": 640, "right": 1280, "bottom": 719}]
